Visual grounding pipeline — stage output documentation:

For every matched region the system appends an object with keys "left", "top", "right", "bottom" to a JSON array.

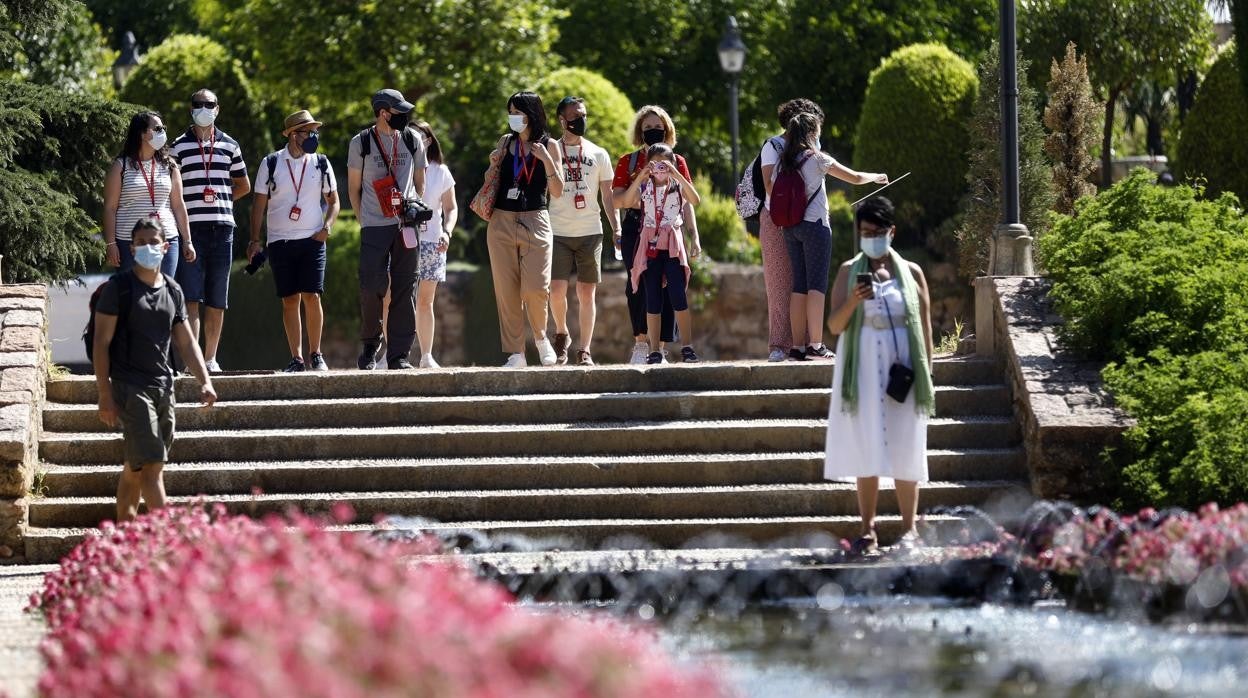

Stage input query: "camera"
[
  {"left": 243, "top": 249, "right": 267, "bottom": 275},
  {"left": 402, "top": 196, "right": 433, "bottom": 226}
]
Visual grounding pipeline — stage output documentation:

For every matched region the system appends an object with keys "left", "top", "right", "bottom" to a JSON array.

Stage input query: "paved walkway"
[{"left": 0, "top": 565, "right": 54, "bottom": 698}]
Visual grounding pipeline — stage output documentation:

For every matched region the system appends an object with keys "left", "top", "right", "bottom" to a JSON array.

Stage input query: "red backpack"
[{"left": 769, "top": 151, "right": 816, "bottom": 228}]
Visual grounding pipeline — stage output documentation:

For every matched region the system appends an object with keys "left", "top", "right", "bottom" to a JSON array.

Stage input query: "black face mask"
[
  {"left": 565, "top": 116, "right": 587, "bottom": 136},
  {"left": 642, "top": 127, "right": 665, "bottom": 145},
  {"left": 387, "top": 111, "right": 410, "bottom": 131}
]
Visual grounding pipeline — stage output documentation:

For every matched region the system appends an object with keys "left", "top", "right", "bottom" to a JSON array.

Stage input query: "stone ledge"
[
  {"left": 982, "top": 277, "right": 1133, "bottom": 502},
  {"left": 0, "top": 286, "right": 47, "bottom": 559}
]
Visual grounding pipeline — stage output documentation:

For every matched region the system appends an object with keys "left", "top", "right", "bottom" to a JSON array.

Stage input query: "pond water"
[{"left": 655, "top": 596, "right": 1248, "bottom": 697}]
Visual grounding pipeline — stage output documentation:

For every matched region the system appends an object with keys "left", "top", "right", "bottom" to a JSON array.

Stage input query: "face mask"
[
  {"left": 642, "top": 127, "right": 665, "bottom": 146},
  {"left": 134, "top": 243, "right": 165, "bottom": 270},
  {"left": 860, "top": 234, "right": 892, "bottom": 260},
  {"left": 148, "top": 130, "right": 167, "bottom": 150},
  {"left": 387, "top": 111, "right": 410, "bottom": 131},
  {"left": 192, "top": 108, "right": 216, "bottom": 128},
  {"left": 301, "top": 132, "right": 320, "bottom": 154},
  {"left": 508, "top": 114, "right": 527, "bottom": 133},
  {"left": 565, "top": 116, "right": 587, "bottom": 136}
]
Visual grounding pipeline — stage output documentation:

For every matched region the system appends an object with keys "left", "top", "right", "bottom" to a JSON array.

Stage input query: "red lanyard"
[
  {"left": 197, "top": 128, "right": 215, "bottom": 176},
  {"left": 286, "top": 157, "right": 308, "bottom": 198},
  {"left": 512, "top": 140, "right": 535, "bottom": 186},
  {"left": 140, "top": 158, "right": 158, "bottom": 211},
  {"left": 652, "top": 183, "right": 678, "bottom": 230}
]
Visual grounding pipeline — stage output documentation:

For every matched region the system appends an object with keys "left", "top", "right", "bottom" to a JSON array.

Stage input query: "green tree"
[
  {"left": 956, "top": 41, "right": 1053, "bottom": 281},
  {"left": 1043, "top": 43, "right": 1100, "bottom": 216},
  {"left": 3, "top": 0, "right": 115, "bottom": 97},
  {"left": 82, "top": 0, "right": 199, "bottom": 49},
  {"left": 1020, "top": 0, "right": 1212, "bottom": 187},
  {"left": 853, "top": 43, "right": 978, "bottom": 238},
  {"left": 1176, "top": 42, "right": 1248, "bottom": 204},
  {"left": 118, "top": 34, "right": 270, "bottom": 166},
  {"left": 531, "top": 67, "right": 634, "bottom": 160},
  {"left": 0, "top": 0, "right": 135, "bottom": 282}
]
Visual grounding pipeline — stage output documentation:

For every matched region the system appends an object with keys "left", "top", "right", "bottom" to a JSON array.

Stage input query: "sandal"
[
  {"left": 577, "top": 349, "right": 594, "bottom": 366},
  {"left": 848, "top": 532, "right": 878, "bottom": 557}
]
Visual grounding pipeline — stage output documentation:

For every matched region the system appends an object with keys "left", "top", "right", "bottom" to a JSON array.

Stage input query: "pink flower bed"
[
  {"left": 29, "top": 505, "right": 726, "bottom": 698},
  {"left": 1027, "top": 503, "right": 1248, "bottom": 589}
]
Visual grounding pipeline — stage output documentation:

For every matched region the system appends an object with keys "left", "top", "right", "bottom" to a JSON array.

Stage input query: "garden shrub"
[
  {"left": 1038, "top": 170, "right": 1248, "bottom": 507},
  {"left": 853, "top": 43, "right": 978, "bottom": 238},
  {"left": 1177, "top": 42, "right": 1248, "bottom": 205},
  {"left": 533, "top": 67, "right": 634, "bottom": 162},
  {"left": 31, "top": 504, "right": 724, "bottom": 698},
  {"left": 692, "top": 173, "right": 760, "bottom": 264}
]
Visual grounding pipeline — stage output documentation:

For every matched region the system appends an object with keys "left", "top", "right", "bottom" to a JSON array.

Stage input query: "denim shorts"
[
  {"left": 782, "top": 220, "right": 833, "bottom": 294},
  {"left": 268, "top": 237, "right": 326, "bottom": 298},
  {"left": 175, "top": 223, "right": 233, "bottom": 308}
]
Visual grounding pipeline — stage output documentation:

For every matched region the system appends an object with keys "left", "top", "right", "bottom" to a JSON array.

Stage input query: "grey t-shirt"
[
  {"left": 347, "top": 126, "right": 428, "bottom": 228},
  {"left": 96, "top": 272, "right": 187, "bottom": 390}
]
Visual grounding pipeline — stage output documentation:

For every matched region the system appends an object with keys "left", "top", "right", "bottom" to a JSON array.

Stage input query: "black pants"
[
  {"left": 359, "top": 224, "right": 418, "bottom": 362},
  {"left": 620, "top": 209, "right": 677, "bottom": 342}
]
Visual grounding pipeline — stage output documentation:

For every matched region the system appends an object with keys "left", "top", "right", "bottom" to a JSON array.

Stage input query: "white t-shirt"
[
  {"left": 259, "top": 149, "right": 337, "bottom": 243},
  {"left": 770, "top": 149, "right": 837, "bottom": 224},
  {"left": 759, "top": 136, "right": 785, "bottom": 211},
  {"left": 420, "top": 162, "right": 456, "bottom": 243},
  {"left": 548, "top": 137, "right": 614, "bottom": 238}
]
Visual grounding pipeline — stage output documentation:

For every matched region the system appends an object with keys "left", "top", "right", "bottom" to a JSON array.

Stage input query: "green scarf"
[{"left": 839, "top": 248, "right": 935, "bottom": 416}]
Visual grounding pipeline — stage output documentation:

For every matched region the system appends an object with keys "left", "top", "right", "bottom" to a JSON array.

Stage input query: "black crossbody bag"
[{"left": 881, "top": 294, "right": 915, "bottom": 403}]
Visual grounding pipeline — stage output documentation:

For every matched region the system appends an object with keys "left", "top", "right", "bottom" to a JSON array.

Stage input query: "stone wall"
[
  {"left": 0, "top": 285, "right": 47, "bottom": 560},
  {"left": 976, "top": 277, "right": 1133, "bottom": 501}
]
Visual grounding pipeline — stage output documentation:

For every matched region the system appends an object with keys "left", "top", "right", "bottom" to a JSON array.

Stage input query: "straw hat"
[{"left": 282, "top": 110, "right": 323, "bottom": 136}]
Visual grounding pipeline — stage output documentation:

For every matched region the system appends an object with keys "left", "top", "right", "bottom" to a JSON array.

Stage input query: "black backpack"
[{"left": 264, "top": 152, "right": 331, "bottom": 194}]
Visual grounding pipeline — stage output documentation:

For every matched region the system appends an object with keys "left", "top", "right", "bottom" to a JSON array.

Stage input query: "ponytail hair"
[{"left": 780, "top": 112, "right": 821, "bottom": 170}]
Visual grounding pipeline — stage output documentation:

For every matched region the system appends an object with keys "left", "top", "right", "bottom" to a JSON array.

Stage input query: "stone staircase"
[{"left": 27, "top": 359, "right": 1027, "bottom": 563}]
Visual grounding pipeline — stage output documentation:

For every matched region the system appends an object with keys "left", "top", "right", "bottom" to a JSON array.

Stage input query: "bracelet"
[{"left": 106, "top": 242, "right": 117, "bottom": 247}]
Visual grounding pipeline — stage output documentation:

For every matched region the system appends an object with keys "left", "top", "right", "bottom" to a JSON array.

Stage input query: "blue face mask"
[
  {"left": 860, "top": 235, "right": 892, "bottom": 260},
  {"left": 301, "top": 132, "right": 319, "bottom": 154},
  {"left": 134, "top": 243, "right": 165, "bottom": 270}
]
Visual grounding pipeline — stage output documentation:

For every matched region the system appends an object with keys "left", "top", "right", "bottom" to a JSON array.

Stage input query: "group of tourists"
[{"left": 92, "top": 85, "right": 935, "bottom": 549}]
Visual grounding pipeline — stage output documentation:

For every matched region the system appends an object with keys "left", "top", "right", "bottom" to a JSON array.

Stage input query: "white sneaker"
[
  {"left": 767, "top": 349, "right": 786, "bottom": 363},
  {"left": 503, "top": 353, "right": 527, "bottom": 368},
  {"left": 536, "top": 337, "right": 557, "bottom": 366},
  {"left": 629, "top": 341, "right": 650, "bottom": 365},
  {"left": 419, "top": 353, "right": 440, "bottom": 368},
  {"left": 205, "top": 358, "right": 222, "bottom": 373}
]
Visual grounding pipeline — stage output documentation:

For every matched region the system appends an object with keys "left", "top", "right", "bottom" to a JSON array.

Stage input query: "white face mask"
[
  {"left": 860, "top": 234, "right": 892, "bottom": 259},
  {"left": 134, "top": 243, "right": 165, "bottom": 270},
  {"left": 148, "top": 130, "right": 167, "bottom": 150},
  {"left": 508, "top": 114, "right": 527, "bottom": 133},
  {"left": 192, "top": 108, "right": 216, "bottom": 128}
]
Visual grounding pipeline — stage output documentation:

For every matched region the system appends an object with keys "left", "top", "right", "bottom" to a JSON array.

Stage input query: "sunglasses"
[{"left": 191, "top": 100, "right": 217, "bottom": 109}]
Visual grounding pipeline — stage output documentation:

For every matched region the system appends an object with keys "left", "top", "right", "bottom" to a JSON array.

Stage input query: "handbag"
[
  {"left": 882, "top": 294, "right": 915, "bottom": 403},
  {"left": 470, "top": 136, "right": 509, "bottom": 222}
]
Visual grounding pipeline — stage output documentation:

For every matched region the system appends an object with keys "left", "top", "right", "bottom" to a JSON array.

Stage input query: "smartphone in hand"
[{"left": 856, "top": 272, "right": 874, "bottom": 300}]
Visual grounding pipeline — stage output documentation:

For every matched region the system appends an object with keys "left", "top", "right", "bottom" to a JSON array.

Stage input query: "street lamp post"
[
  {"left": 990, "top": 0, "right": 1034, "bottom": 276},
  {"left": 718, "top": 16, "right": 747, "bottom": 181},
  {"left": 112, "top": 32, "right": 142, "bottom": 90}
]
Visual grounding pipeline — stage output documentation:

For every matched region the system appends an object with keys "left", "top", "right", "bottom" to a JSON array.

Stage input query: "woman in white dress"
[{"left": 825, "top": 196, "right": 935, "bottom": 552}]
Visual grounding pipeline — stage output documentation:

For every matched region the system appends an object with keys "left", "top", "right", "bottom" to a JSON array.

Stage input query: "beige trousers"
[{"left": 487, "top": 209, "right": 553, "bottom": 354}]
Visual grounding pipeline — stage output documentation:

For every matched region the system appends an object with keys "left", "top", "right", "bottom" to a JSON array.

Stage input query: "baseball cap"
[{"left": 372, "top": 88, "right": 414, "bottom": 113}]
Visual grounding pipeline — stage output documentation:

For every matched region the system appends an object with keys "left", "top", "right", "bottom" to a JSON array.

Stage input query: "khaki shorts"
[
  {"left": 111, "top": 381, "right": 175, "bottom": 470},
  {"left": 551, "top": 235, "right": 603, "bottom": 283}
]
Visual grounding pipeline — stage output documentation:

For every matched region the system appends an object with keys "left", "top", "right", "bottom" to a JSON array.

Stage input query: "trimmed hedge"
[
  {"left": 853, "top": 44, "right": 978, "bottom": 237},
  {"left": 1038, "top": 171, "right": 1248, "bottom": 508},
  {"left": 1177, "top": 42, "right": 1248, "bottom": 205},
  {"left": 533, "top": 67, "right": 634, "bottom": 163},
  {"left": 692, "top": 173, "right": 760, "bottom": 264}
]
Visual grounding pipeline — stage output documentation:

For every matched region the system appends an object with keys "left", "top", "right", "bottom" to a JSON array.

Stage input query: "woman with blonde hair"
[{"left": 611, "top": 105, "right": 695, "bottom": 364}]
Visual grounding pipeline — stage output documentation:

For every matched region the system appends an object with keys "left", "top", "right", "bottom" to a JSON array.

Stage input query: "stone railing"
[
  {"left": 975, "top": 277, "right": 1133, "bottom": 501},
  {"left": 0, "top": 285, "right": 47, "bottom": 560}
]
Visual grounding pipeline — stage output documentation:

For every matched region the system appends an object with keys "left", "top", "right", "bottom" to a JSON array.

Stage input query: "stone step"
[
  {"left": 43, "top": 358, "right": 1005, "bottom": 404},
  {"left": 27, "top": 481, "right": 1024, "bottom": 529},
  {"left": 21, "top": 513, "right": 969, "bottom": 563},
  {"left": 40, "top": 417, "right": 1021, "bottom": 465},
  {"left": 38, "top": 449, "right": 1028, "bottom": 497},
  {"left": 41, "top": 385, "right": 1012, "bottom": 432}
]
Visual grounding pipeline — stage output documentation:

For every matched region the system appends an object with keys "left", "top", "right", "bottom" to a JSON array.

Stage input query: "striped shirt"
[
  {"left": 170, "top": 127, "right": 247, "bottom": 226},
  {"left": 115, "top": 158, "right": 178, "bottom": 242}
]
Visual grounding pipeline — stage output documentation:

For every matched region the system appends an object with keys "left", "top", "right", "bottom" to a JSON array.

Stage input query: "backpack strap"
[
  {"left": 316, "top": 154, "right": 330, "bottom": 189},
  {"left": 401, "top": 128, "right": 418, "bottom": 156},
  {"left": 357, "top": 127, "right": 373, "bottom": 159},
  {"left": 264, "top": 153, "right": 279, "bottom": 193},
  {"left": 627, "top": 149, "right": 641, "bottom": 176}
]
